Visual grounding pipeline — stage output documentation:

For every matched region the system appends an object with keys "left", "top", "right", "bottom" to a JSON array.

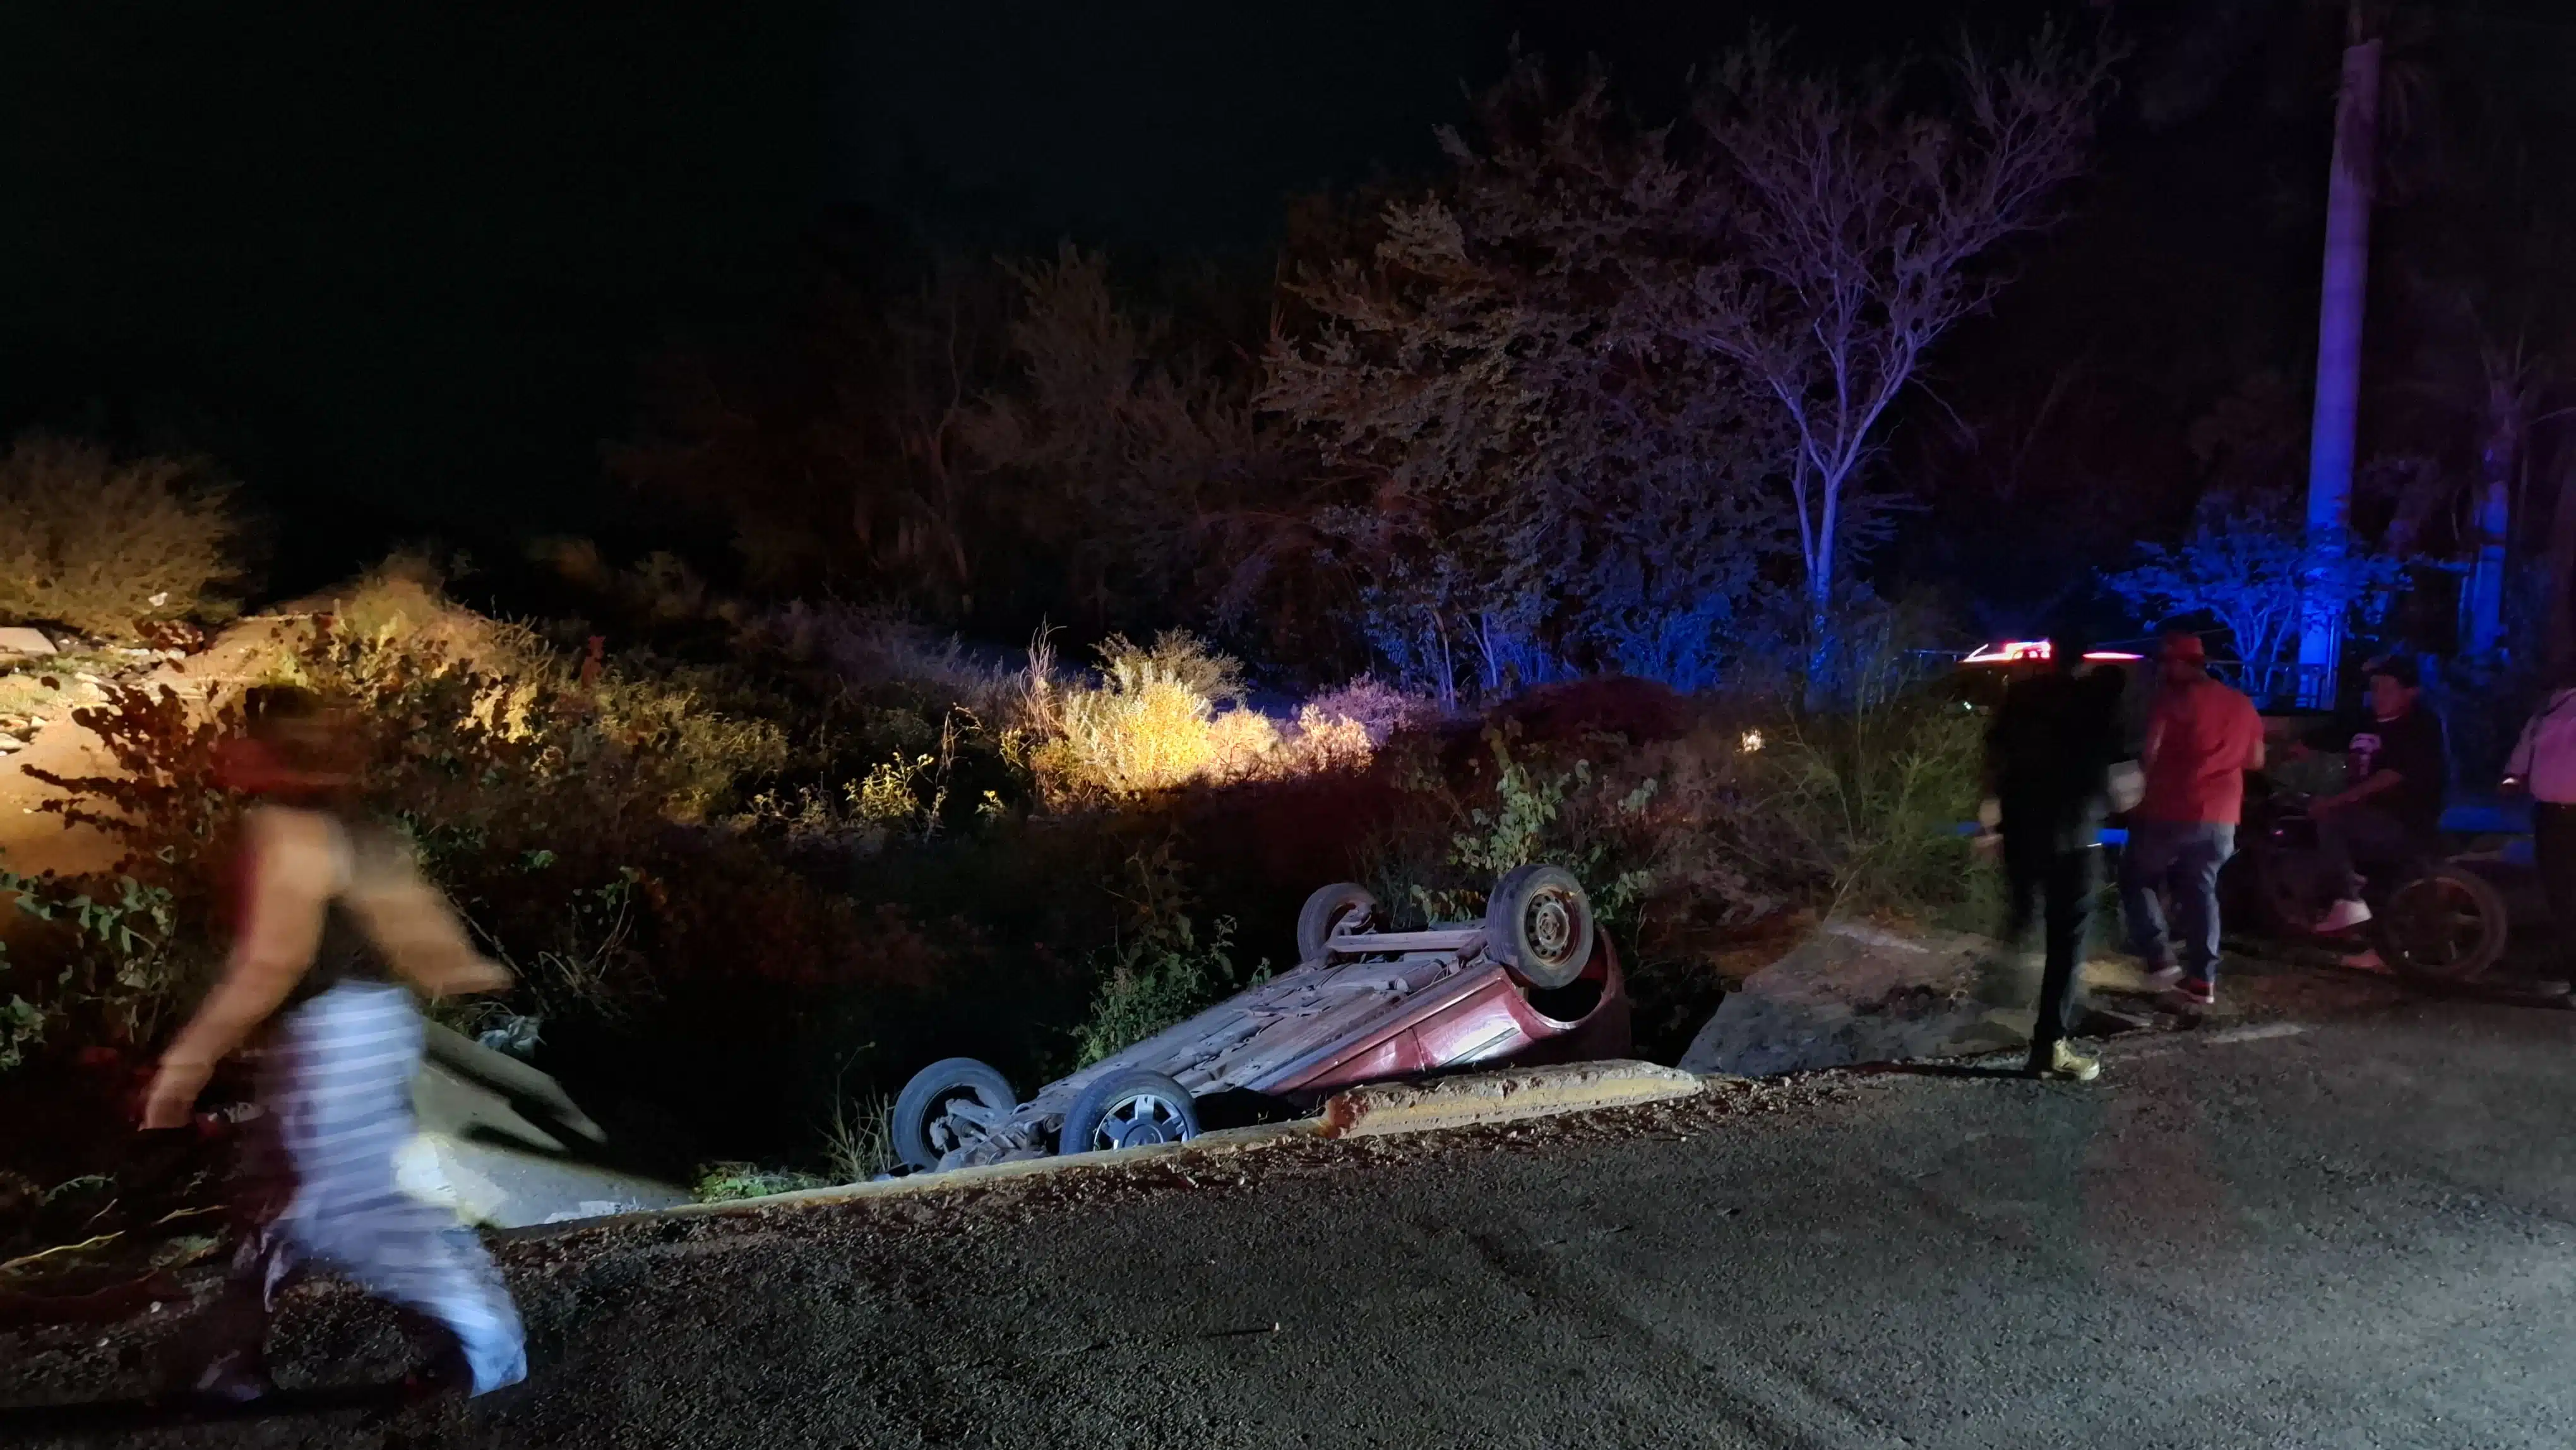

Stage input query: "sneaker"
[
  {"left": 2030, "top": 1040, "right": 2101, "bottom": 1082},
  {"left": 2339, "top": 947, "right": 2392, "bottom": 975},
  {"left": 185, "top": 1351, "right": 275, "bottom": 1405},
  {"left": 2315, "top": 897, "right": 2374, "bottom": 932},
  {"left": 2170, "top": 977, "right": 2215, "bottom": 1007},
  {"left": 2140, "top": 962, "right": 2185, "bottom": 990}
]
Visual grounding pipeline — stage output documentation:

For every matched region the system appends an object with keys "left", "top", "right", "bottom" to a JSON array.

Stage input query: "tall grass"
[{"left": 1748, "top": 696, "right": 1990, "bottom": 918}]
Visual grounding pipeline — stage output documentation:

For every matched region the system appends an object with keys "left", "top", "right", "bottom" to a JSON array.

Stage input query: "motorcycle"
[{"left": 2222, "top": 782, "right": 2513, "bottom": 983}]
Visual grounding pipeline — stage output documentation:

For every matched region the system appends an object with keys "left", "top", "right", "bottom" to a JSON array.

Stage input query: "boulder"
[
  {"left": 1677, "top": 920, "right": 2143, "bottom": 1076},
  {"left": 0, "top": 626, "right": 54, "bottom": 658},
  {"left": 401, "top": 1021, "right": 690, "bottom": 1228},
  {"left": 394, "top": 1129, "right": 691, "bottom": 1229}
]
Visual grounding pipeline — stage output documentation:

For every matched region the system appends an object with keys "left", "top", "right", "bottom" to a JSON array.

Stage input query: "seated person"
[{"left": 2294, "top": 656, "right": 2449, "bottom": 931}]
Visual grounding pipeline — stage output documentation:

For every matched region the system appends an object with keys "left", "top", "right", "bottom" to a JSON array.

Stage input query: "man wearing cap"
[
  {"left": 2305, "top": 656, "right": 2450, "bottom": 933},
  {"left": 2123, "top": 632, "right": 2265, "bottom": 1007}
]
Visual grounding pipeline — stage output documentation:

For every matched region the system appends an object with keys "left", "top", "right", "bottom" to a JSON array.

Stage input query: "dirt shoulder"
[{"left": 0, "top": 618, "right": 300, "bottom": 878}]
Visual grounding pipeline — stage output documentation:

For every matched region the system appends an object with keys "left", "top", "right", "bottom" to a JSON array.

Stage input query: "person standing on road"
[
  {"left": 1986, "top": 631, "right": 2126, "bottom": 1082},
  {"left": 2122, "top": 633, "right": 2265, "bottom": 1009},
  {"left": 143, "top": 687, "right": 527, "bottom": 1403},
  {"left": 2303, "top": 657, "right": 2449, "bottom": 932},
  {"left": 2503, "top": 671, "right": 2576, "bottom": 993}
]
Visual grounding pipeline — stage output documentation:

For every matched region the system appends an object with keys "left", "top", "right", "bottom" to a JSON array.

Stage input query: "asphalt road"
[{"left": 9, "top": 978, "right": 2576, "bottom": 1449}]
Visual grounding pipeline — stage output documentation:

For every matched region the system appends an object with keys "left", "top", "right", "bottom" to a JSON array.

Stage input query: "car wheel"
[
  {"left": 892, "top": 1057, "right": 1017, "bottom": 1171},
  {"left": 1296, "top": 882, "right": 1379, "bottom": 962},
  {"left": 2376, "top": 867, "right": 2510, "bottom": 984},
  {"left": 1058, "top": 1069, "right": 1200, "bottom": 1156},
  {"left": 1484, "top": 865, "right": 1595, "bottom": 991}
]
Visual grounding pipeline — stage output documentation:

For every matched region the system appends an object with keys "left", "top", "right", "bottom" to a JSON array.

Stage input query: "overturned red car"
[{"left": 891, "top": 865, "right": 1630, "bottom": 1172}]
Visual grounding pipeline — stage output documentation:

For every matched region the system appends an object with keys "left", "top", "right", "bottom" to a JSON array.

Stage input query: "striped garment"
[{"left": 199, "top": 983, "right": 527, "bottom": 1397}]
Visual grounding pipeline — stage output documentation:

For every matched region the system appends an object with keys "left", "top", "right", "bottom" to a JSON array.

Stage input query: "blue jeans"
[{"left": 2123, "top": 820, "right": 2236, "bottom": 981}]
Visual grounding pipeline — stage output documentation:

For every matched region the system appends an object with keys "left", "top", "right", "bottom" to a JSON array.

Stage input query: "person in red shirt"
[{"left": 2121, "top": 632, "right": 2265, "bottom": 1007}]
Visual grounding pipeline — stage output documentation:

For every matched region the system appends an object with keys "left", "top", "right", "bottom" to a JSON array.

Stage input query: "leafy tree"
[
  {"left": 963, "top": 246, "right": 1317, "bottom": 646},
  {"left": 1263, "top": 59, "right": 1789, "bottom": 702},
  {"left": 2102, "top": 492, "right": 2407, "bottom": 704},
  {"left": 610, "top": 261, "right": 1013, "bottom": 615}
]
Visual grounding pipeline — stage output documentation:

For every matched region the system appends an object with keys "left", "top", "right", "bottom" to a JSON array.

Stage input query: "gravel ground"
[{"left": 8, "top": 962, "right": 2575, "bottom": 1448}]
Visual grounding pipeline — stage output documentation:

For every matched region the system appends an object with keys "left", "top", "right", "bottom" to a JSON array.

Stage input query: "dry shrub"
[
  {"left": 0, "top": 434, "right": 246, "bottom": 640},
  {"left": 1281, "top": 704, "right": 1376, "bottom": 772},
  {"left": 1729, "top": 695, "right": 1989, "bottom": 919},
  {"left": 4, "top": 682, "right": 249, "bottom": 1066},
  {"left": 294, "top": 569, "right": 790, "bottom": 824},
  {"left": 1203, "top": 707, "right": 1285, "bottom": 780},
  {"left": 1031, "top": 635, "right": 1395, "bottom": 803},
  {"left": 1302, "top": 675, "right": 1439, "bottom": 746},
  {"left": 1032, "top": 632, "right": 1241, "bottom": 800},
  {"left": 746, "top": 601, "right": 1023, "bottom": 722},
  {"left": 313, "top": 554, "right": 524, "bottom": 672}
]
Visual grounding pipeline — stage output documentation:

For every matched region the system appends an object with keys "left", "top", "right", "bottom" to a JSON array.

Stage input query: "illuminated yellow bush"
[
  {"left": 1284, "top": 704, "right": 1376, "bottom": 772},
  {"left": 1037, "top": 657, "right": 1224, "bottom": 799},
  {"left": 0, "top": 434, "right": 244, "bottom": 640},
  {"left": 261, "top": 561, "right": 789, "bottom": 822},
  {"left": 1030, "top": 633, "right": 1389, "bottom": 803}
]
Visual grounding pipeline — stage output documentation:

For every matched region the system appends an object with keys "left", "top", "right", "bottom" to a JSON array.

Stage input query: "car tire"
[
  {"left": 1484, "top": 865, "right": 1595, "bottom": 991},
  {"left": 1296, "top": 882, "right": 1379, "bottom": 962},
  {"left": 2375, "top": 866, "right": 2510, "bottom": 984},
  {"left": 1058, "top": 1069, "right": 1200, "bottom": 1157},
  {"left": 891, "top": 1057, "right": 1017, "bottom": 1171}
]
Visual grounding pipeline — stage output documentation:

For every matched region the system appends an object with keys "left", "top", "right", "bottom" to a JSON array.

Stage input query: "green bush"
[
  {"left": 1068, "top": 841, "right": 1268, "bottom": 1067},
  {"left": 1365, "top": 725, "right": 1661, "bottom": 932},
  {"left": 1072, "top": 913, "right": 1260, "bottom": 1068}
]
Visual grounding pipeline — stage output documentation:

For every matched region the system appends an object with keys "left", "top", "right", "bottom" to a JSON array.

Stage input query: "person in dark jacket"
[
  {"left": 1985, "top": 632, "right": 2126, "bottom": 1082},
  {"left": 2301, "top": 656, "right": 2448, "bottom": 933}
]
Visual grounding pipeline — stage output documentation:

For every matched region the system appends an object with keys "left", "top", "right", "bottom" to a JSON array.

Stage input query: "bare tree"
[{"left": 1688, "top": 27, "right": 2116, "bottom": 651}]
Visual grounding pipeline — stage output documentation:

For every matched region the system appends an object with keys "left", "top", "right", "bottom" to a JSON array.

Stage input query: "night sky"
[{"left": 0, "top": 0, "right": 2484, "bottom": 597}]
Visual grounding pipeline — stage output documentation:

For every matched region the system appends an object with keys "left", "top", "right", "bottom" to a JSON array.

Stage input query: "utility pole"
[
  {"left": 2464, "top": 422, "right": 2513, "bottom": 661},
  {"left": 2296, "top": 24, "right": 2382, "bottom": 705}
]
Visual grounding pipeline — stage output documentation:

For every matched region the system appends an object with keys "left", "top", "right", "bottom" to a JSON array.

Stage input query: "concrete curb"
[
  {"left": 501, "top": 1118, "right": 1332, "bottom": 1240},
  {"left": 1319, "top": 1059, "right": 1705, "bottom": 1138},
  {"left": 509, "top": 1060, "right": 1711, "bottom": 1240}
]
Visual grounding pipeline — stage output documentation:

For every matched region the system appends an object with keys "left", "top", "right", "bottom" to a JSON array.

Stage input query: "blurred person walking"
[
  {"left": 2504, "top": 671, "right": 2576, "bottom": 995},
  {"left": 2122, "top": 633, "right": 2265, "bottom": 1009},
  {"left": 144, "top": 687, "right": 526, "bottom": 1403},
  {"left": 1986, "top": 631, "right": 2127, "bottom": 1082}
]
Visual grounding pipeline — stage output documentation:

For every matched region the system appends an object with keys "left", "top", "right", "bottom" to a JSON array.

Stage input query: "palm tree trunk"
[{"left": 2296, "top": 33, "right": 2381, "bottom": 703}]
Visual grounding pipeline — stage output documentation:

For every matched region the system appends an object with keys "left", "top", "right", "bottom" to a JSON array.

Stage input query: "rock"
[
  {"left": 0, "top": 626, "right": 54, "bottom": 657},
  {"left": 402, "top": 1018, "right": 689, "bottom": 1229},
  {"left": 1679, "top": 919, "right": 2128, "bottom": 1076},
  {"left": 395, "top": 1130, "right": 692, "bottom": 1230}
]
